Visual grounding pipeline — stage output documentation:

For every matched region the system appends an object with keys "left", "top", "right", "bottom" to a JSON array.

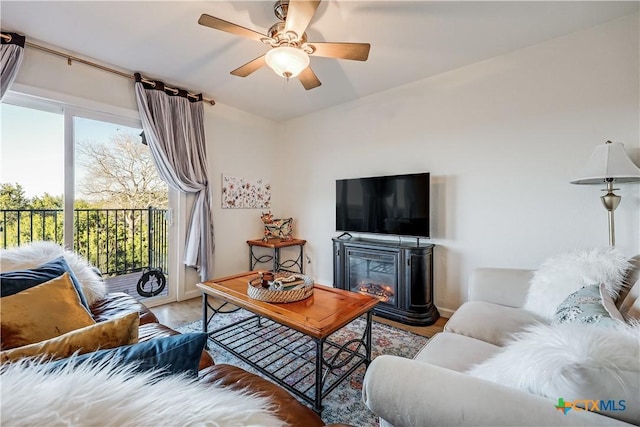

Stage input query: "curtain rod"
[{"left": 1, "top": 32, "right": 215, "bottom": 105}]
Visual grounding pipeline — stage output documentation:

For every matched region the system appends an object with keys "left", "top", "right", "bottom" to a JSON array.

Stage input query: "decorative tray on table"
[{"left": 247, "top": 271, "right": 314, "bottom": 303}]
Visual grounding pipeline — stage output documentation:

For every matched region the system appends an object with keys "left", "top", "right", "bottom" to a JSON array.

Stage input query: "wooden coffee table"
[{"left": 197, "top": 271, "right": 379, "bottom": 414}]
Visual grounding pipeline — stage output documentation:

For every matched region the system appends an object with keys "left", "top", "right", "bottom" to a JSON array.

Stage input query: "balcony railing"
[{"left": 0, "top": 207, "right": 168, "bottom": 277}]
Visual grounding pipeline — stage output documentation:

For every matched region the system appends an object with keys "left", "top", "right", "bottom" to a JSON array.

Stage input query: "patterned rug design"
[{"left": 178, "top": 310, "right": 428, "bottom": 426}]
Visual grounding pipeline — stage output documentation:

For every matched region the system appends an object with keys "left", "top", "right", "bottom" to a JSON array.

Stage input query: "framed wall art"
[{"left": 222, "top": 175, "right": 271, "bottom": 209}]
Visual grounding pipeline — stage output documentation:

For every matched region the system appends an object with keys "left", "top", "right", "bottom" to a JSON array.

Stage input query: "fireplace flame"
[{"left": 357, "top": 281, "right": 394, "bottom": 302}]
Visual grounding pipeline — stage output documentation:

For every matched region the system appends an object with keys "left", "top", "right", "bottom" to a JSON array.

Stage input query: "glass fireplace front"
[{"left": 346, "top": 249, "right": 397, "bottom": 305}]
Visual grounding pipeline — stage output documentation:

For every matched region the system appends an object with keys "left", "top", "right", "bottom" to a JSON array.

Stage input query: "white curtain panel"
[
  {"left": 135, "top": 77, "right": 214, "bottom": 281},
  {"left": 1, "top": 32, "right": 25, "bottom": 101}
]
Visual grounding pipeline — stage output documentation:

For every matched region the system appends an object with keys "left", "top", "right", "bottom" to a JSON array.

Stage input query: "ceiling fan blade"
[
  {"left": 231, "top": 55, "right": 267, "bottom": 77},
  {"left": 308, "top": 42, "right": 370, "bottom": 61},
  {"left": 284, "top": 1, "right": 321, "bottom": 40},
  {"left": 198, "top": 14, "right": 267, "bottom": 42},
  {"left": 299, "top": 67, "right": 321, "bottom": 90}
]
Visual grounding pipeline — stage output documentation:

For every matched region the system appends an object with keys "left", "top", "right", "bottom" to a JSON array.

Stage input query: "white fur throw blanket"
[
  {"left": 523, "top": 247, "right": 631, "bottom": 320},
  {"left": 1, "top": 358, "right": 285, "bottom": 427},
  {"left": 0, "top": 241, "right": 106, "bottom": 304},
  {"left": 467, "top": 321, "right": 640, "bottom": 425}
]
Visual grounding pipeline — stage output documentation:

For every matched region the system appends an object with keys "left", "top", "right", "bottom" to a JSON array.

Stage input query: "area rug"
[{"left": 177, "top": 310, "right": 429, "bottom": 427}]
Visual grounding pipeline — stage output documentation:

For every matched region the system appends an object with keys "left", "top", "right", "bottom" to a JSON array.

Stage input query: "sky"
[
  {"left": 1, "top": 103, "right": 64, "bottom": 198},
  {"left": 1, "top": 103, "right": 142, "bottom": 199}
]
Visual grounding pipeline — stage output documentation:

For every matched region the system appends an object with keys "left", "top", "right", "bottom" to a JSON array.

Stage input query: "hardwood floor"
[
  {"left": 151, "top": 297, "right": 202, "bottom": 329},
  {"left": 374, "top": 314, "right": 447, "bottom": 338},
  {"left": 151, "top": 297, "right": 448, "bottom": 338}
]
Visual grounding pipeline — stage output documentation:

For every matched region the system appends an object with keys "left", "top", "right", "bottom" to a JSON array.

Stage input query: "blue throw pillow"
[
  {"left": 50, "top": 333, "right": 208, "bottom": 377},
  {"left": 554, "top": 284, "right": 620, "bottom": 328},
  {"left": 0, "top": 256, "right": 89, "bottom": 309}
]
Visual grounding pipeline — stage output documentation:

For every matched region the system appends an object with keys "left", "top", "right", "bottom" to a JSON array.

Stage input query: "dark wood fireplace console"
[{"left": 332, "top": 237, "right": 439, "bottom": 326}]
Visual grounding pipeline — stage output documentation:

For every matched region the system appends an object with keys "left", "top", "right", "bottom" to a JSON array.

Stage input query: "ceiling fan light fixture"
[{"left": 265, "top": 46, "right": 309, "bottom": 79}]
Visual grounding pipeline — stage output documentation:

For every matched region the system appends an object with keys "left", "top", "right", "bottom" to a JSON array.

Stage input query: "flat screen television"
[{"left": 336, "top": 172, "right": 430, "bottom": 238}]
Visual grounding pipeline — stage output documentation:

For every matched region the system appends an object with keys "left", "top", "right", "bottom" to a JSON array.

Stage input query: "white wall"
[
  {"left": 10, "top": 44, "right": 280, "bottom": 299},
  {"left": 176, "top": 103, "right": 280, "bottom": 299},
  {"left": 203, "top": 103, "right": 280, "bottom": 294},
  {"left": 277, "top": 13, "right": 640, "bottom": 315}
]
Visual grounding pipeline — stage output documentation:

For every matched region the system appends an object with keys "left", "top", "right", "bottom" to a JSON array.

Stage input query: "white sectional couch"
[{"left": 362, "top": 253, "right": 640, "bottom": 427}]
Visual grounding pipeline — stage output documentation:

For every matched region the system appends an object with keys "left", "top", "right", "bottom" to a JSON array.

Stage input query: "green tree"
[
  {"left": 30, "top": 193, "right": 63, "bottom": 210},
  {"left": 0, "top": 184, "right": 64, "bottom": 247},
  {"left": 0, "top": 183, "right": 29, "bottom": 209}
]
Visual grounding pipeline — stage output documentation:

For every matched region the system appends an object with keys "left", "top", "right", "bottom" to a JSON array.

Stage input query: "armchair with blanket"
[{"left": 363, "top": 247, "right": 640, "bottom": 427}]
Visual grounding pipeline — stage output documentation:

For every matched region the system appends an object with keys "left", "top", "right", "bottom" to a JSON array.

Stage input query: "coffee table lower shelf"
[{"left": 203, "top": 302, "right": 373, "bottom": 414}]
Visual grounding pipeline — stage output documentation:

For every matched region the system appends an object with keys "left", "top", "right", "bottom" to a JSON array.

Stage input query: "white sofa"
[{"left": 362, "top": 255, "right": 640, "bottom": 427}]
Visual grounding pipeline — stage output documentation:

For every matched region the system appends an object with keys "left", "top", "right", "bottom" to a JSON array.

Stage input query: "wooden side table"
[{"left": 247, "top": 238, "right": 306, "bottom": 274}]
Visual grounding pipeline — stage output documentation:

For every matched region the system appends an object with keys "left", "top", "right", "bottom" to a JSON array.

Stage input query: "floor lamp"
[{"left": 570, "top": 140, "right": 640, "bottom": 246}]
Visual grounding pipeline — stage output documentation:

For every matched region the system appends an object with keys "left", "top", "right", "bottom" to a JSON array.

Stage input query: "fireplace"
[
  {"left": 348, "top": 250, "right": 397, "bottom": 305},
  {"left": 333, "top": 238, "right": 439, "bottom": 326}
]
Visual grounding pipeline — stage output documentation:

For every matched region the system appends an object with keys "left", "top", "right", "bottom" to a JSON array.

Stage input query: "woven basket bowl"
[{"left": 247, "top": 274, "right": 314, "bottom": 303}]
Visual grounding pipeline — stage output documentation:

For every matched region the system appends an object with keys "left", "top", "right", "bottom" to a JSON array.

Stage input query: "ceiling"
[{"left": 2, "top": 1, "right": 638, "bottom": 121}]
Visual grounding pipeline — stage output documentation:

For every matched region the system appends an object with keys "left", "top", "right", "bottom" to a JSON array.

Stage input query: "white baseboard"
[
  {"left": 180, "top": 289, "right": 201, "bottom": 301},
  {"left": 436, "top": 306, "right": 455, "bottom": 319}
]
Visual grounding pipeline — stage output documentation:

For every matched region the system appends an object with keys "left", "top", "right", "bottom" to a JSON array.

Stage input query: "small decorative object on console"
[
  {"left": 260, "top": 211, "right": 293, "bottom": 242},
  {"left": 247, "top": 271, "right": 313, "bottom": 303}
]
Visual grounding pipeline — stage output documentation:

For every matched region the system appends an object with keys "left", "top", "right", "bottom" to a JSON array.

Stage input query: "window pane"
[
  {"left": 0, "top": 103, "right": 64, "bottom": 248},
  {"left": 74, "top": 117, "right": 169, "bottom": 301}
]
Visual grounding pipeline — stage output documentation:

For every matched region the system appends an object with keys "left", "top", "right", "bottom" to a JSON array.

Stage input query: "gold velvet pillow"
[
  {"left": 0, "top": 311, "right": 139, "bottom": 363},
  {"left": 0, "top": 272, "right": 96, "bottom": 350}
]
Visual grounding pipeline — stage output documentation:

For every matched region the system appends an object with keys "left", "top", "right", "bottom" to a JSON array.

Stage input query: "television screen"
[{"left": 336, "top": 172, "right": 430, "bottom": 237}]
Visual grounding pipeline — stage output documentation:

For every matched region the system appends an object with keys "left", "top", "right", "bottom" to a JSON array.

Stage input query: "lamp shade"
[
  {"left": 265, "top": 46, "right": 310, "bottom": 79},
  {"left": 570, "top": 141, "right": 640, "bottom": 185}
]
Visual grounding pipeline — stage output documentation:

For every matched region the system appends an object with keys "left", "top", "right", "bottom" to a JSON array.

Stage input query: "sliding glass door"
[
  {"left": 1, "top": 96, "right": 176, "bottom": 305},
  {"left": 72, "top": 114, "right": 171, "bottom": 304}
]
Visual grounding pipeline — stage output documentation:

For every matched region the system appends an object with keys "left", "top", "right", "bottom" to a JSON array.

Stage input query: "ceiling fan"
[{"left": 198, "top": 0, "right": 371, "bottom": 90}]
